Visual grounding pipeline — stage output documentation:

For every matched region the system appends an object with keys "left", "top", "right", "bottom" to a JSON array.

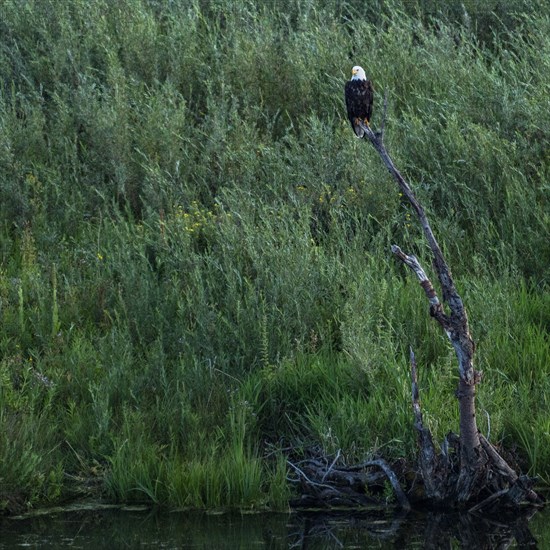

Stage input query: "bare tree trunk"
[
  {"left": 358, "top": 111, "right": 481, "bottom": 476},
  {"left": 356, "top": 107, "right": 542, "bottom": 507},
  {"left": 287, "top": 99, "right": 542, "bottom": 510}
]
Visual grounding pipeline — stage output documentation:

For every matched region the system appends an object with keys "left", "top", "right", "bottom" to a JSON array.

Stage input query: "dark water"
[{"left": 1, "top": 504, "right": 548, "bottom": 549}]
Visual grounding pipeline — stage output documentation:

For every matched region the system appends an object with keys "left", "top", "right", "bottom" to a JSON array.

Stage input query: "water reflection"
[
  {"left": 290, "top": 509, "right": 540, "bottom": 549},
  {"left": 1, "top": 504, "right": 547, "bottom": 549}
]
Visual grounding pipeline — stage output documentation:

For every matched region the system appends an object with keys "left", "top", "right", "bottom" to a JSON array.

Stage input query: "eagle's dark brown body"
[{"left": 345, "top": 78, "right": 374, "bottom": 138}]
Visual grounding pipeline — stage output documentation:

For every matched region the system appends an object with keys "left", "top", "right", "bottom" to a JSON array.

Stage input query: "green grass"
[{"left": 0, "top": 0, "right": 549, "bottom": 512}]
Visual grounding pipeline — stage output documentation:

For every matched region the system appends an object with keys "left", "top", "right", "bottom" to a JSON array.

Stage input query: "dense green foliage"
[{"left": 0, "top": 0, "right": 549, "bottom": 511}]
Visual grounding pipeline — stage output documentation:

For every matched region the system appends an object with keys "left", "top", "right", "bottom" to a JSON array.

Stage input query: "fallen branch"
[
  {"left": 365, "top": 458, "right": 411, "bottom": 511},
  {"left": 479, "top": 435, "right": 543, "bottom": 506},
  {"left": 321, "top": 449, "right": 341, "bottom": 482},
  {"left": 288, "top": 453, "right": 410, "bottom": 510}
]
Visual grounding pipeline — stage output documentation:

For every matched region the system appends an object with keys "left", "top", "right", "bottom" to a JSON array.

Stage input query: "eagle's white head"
[{"left": 351, "top": 66, "right": 367, "bottom": 81}]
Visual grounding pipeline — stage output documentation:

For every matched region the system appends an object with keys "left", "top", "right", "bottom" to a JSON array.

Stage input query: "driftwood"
[
  {"left": 287, "top": 453, "right": 411, "bottom": 510},
  {"left": 354, "top": 104, "right": 544, "bottom": 509}
]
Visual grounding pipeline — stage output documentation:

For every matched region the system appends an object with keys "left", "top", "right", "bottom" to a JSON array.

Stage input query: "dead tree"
[{"left": 356, "top": 99, "right": 543, "bottom": 509}]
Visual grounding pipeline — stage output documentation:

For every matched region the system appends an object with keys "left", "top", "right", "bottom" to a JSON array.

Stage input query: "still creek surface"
[{"left": 1, "top": 503, "right": 549, "bottom": 548}]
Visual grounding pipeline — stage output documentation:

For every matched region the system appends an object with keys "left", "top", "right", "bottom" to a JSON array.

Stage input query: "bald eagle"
[{"left": 344, "top": 66, "right": 374, "bottom": 138}]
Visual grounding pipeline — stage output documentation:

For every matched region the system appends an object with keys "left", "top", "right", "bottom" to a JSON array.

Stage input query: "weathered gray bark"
[
  {"left": 356, "top": 112, "right": 542, "bottom": 507},
  {"left": 359, "top": 113, "right": 481, "bottom": 476}
]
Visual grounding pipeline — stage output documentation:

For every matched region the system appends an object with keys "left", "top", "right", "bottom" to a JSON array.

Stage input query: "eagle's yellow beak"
[{"left": 352, "top": 68, "right": 357, "bottom": 75}]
